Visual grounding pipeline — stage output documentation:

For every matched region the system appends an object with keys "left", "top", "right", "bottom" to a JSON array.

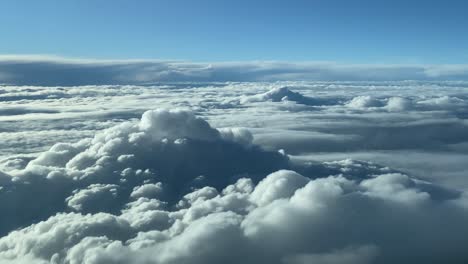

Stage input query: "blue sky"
[{"left": 1, "top": 0, "right": 467, "bottom": 63}]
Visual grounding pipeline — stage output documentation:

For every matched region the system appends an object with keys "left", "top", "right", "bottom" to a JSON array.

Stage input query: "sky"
[{"left": 1, "top": 0, "right": 468, "bottom": 63}]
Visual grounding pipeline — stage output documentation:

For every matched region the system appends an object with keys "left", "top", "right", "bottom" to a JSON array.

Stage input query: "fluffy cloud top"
[
  {"left": 0, "top": 109, "right": 288, "bottom": 235},
  {"left": 1, "top": 169, "right": 467, "bottom": 264},
  {"left": 0, "top": 108, "right": 467, "bottom": 264},
  {"left": 1, "top": 79, "right": 468, "bottom": 264},
  {"left": 240, "top": 86, "right": 340, "bottom": 106}
]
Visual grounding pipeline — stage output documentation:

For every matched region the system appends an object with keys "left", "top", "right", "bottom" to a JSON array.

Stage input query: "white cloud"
[
  {"left": 66, "top": 184, "right": 119, "bottom": 212},
  {"left": 139, "top": 109, "right": 221, "bottom": 141},
  {"left": 0, "top": 80, "right": 468, "bottom": 263},
  {"left": 250, "top": 170, "right": 309, "bottom": 206},
  {"left": 1, "top": 167, "right": 467, "bottom": 263},
  {"left": 346, "top": 95, "right": 383, "bottom": 109},
  {"left": 130, "top": 183, "right": 163, "bottom": 199},
  {"left": 385, "top": 97, "right": 413, "bottom": 112}
]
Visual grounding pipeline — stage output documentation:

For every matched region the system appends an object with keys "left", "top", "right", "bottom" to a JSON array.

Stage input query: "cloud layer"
[
  {"left": 2, "top": 55, "right": 468, "bottom": 85},
  {"left": 0, "top": 121, "right": 468, "bottom": 263},
  {"left": 1, "top": 80, "right": 468, "bottom": 263}
]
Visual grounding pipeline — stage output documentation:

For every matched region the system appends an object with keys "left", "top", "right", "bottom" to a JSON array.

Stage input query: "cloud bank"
[
  {"left": 0, "top": 109, "right": 467, "bottom": 264},
  {"left": 2, "top": 55, "right": 468, "bottom": 85},
  {"left": 1, "top": 80, "right": 468, "bottom": 263},
  {"left": 0, "top": 110, "right": 468, "bottom": 263}
]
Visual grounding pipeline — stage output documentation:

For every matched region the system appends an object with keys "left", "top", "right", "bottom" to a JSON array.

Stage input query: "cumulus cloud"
[
  {"left": 1, "top": 79, "right": 468, "bottom": 264},
  {"left": 346, "top": 95, "right": 384, "bottom": 109},
  {"left": 130, "top": 183, "right": 163, "bottom": 199},
  {"left": 0, "top": 168, "right": 467, "bottom": 263},
  {"left": 66, "top": 184, "right": 119, "bottom": 212},
  {"left": 385, "top": 97, "right": 413, "bottom": 112},
  {"left": 0, "top": 108, "right": 288, "bottom": 236},
  {"left": 240, "top": 87, "right": 340, "bottom": 106}
]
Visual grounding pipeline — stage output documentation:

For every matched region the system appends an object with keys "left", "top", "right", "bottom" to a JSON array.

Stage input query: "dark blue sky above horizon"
[{"left": 1, "top": 0, "right": 467, "bottom": 64}]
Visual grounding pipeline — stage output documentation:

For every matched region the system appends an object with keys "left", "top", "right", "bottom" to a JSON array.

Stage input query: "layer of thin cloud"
[{"left": 2, "top": 55, "right": 468, "bottom": 85}]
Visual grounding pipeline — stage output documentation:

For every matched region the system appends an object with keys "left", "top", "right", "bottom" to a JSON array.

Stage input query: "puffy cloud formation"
[
  {"left": 1, "top": 80, "right": 468, "bottom": 263},
  {"left": 1, "top": 82, "right": 468, "bottom": 184},
  {"left": 0, "top": 109, "right": 288, "bottom": 235},
  {"left": 0, "top": 169, "right": 467, "bottom": 263},
  {"left": 346, "top": 95, "right": 414, "bottom": 111},
  {"left": 138, "top": 110, "right": 220, "bottom": 141},
  {"left": 66, "top": 184, "right": 119, "bottom": 212},
  {"left": 130, "top": 183, "right": 163, "bottom": 199},
  {"left": 346, "top": 96, "right": 384, "bottom": 109},
  {"left": 240, "top": 87, "right": 339, "bottom": 106},
  {"left": 1, "top": 55, "right": 468, "bottom": 86},
  {"left": 385, "top": 97, "right": 413, "bottom": 112}
]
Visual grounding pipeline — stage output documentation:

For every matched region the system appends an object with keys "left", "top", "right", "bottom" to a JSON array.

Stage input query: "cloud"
[
  {"left": 0, "top": 108, "right": 467, "bottom": 263},
  {"left": 0, "top": 168, "right": 467, "bottom": 263},
  {"left": 0, "top": 109, "right": 289, "bottom": 236},
  {"left": 385, "top": 97, "right": 413, "bottom": 112},
  {"left": 2, "top": 55, "right": 468, "bottom": 85},
  {"left": 130, "top": 183, "right": 164, "bottom": 199},
  {"left": 346, "top": 95, "right": 384, "bottom": 109},
  {"left": 0, "top": 213, "right": 133, "bottom": 263},
  {"left": 249, "top": 170, "right": 309, "bottom": 206},
  {"left": 1, "top": 79, "right": 468, "bottom": 263},
  {"left": 240, "top": 87, "right": 340, "bottom": 106},
  {"left": 66, "top": 184, "right": 119, "bottom": 212}
]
